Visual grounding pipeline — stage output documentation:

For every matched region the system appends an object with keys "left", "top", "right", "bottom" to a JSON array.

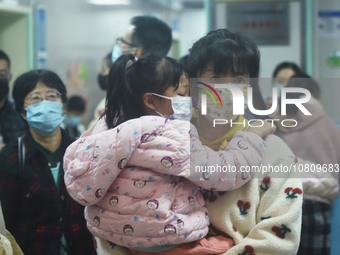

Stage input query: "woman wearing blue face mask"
[{"left": 0, "top": 70, "right": 96, "bottom": 255}]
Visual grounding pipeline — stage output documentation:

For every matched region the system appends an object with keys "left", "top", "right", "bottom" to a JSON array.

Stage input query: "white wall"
[
  {"left": 178, "top": 8, "right": 206, "bottom": 57},
  {"left": 34, "top": 0, "right": 177, "bottom": 125},
  {"left": 32, "top": 0, "right": 310, "bottom": 124},
  {"left": 257, "top": 2, "right": 302, "bottom": 100},
  {"left": 214, "top": 1, "right": 302, "bottom": 99},
  {"left": 214, "top": 2, "right": 301, "bottom": 79},
  {"left": 258, "top": 2, "right": 301, "bottom": 78},
  {"left": 313, "top": 0, "right": 340, "bottom": 123}
]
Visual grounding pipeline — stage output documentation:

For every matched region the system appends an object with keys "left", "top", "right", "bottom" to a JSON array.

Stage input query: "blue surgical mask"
[
  {"left": 152, "top": 93, "right": 192, "bottom": 121},
  {"left": 26, "top": 100, "right": 64, "bottom": 136},
  {"left": 111, "top": 45, "right": 123, "bottom": 63},
  {"left": 64, "top": 115, "right": 82, "bottom": 127}
]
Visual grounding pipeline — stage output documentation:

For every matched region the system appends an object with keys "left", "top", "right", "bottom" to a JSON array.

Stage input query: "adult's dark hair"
[
  {"left": 67, "top": 95, "right": 86, "bottom": 112},
  {"left": 187, "top": 29, "right": 267, "bottom": 117},
  {"left": 179, "top": 54, "right": 189, "bottom": 66},
  {"left": 272, "top": 62, "right": 302, "bottom": 78},
  {"left": 280, "top": 72, "right": 321, "bottom": 116},
  {"left": 188, "top": 29, "right": 260, "bottom": 78},
  {"left": 105, "top": 54, "right": 184, "bottom": 129},
  {"left": 0, "top": 49, "right": 11, "bottom": 68},
  {"left": 287, "top": 72, "right": 320, "bottom": 99},
  {"left": 131, "top": 16, "right": 172, "bottom": 57},
  {"left": 12, "top": 69, "right": 67, "bottom": 113}
]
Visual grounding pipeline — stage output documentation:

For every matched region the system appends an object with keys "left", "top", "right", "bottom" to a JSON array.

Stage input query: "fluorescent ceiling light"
[{"left": 87, "top": 0, "right": 130, "bottom": 5}]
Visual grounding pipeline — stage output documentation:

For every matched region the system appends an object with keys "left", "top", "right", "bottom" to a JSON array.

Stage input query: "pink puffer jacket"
[{"left": 64, "top": 116, "right": 265, "bottom": 249}]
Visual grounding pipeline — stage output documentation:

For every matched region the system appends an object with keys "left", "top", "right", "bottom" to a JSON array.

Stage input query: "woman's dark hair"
[
  {"left": 272, "top": 62, "right": 302, "bottom": 78},
  {"left": 187, "top": 29, "right": 267, "bottom": 118},
  {"left": 280, "top": 72, "right": 321, "bottom": 115},
  {"left": 287, "top": 72, "right": 321, "bottom": 99},
  {"left": 105, "top": 54, "right": 185, "bottom": 129},
  {"left": 12, "top": 69, "right": 67, "bottom": 113}
]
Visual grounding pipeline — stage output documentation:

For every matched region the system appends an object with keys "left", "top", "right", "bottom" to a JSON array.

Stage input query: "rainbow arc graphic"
[{"left": 197, "top": 81, "right": 223, "bottom": 107}]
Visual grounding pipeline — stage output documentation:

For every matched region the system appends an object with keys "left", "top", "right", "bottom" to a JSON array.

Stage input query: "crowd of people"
[{"left": 0, "top": 14, "right": 339, "bottom": 255}]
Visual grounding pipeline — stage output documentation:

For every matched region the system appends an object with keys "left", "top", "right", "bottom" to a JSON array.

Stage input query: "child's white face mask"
[{"left": 152, "top": 93, "right": 192, "bottom": 121}]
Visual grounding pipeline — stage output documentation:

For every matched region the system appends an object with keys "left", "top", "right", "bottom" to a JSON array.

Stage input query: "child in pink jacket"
[{"left": 64, "top": 55, "right": 275, "bottom": 255}]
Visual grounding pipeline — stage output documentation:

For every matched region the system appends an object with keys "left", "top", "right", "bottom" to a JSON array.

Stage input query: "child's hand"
[{"left": 246, "top": 120, "right": 276, "bottom": 138}]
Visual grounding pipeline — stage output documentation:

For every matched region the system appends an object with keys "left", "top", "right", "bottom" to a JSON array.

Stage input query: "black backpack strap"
[{"left": 18, "top": 135, "right": 25, "bottom": 176}]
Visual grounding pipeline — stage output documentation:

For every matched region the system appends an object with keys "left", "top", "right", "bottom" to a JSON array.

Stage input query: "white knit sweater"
[
  {"left": 96, "top": 134, "right": 303, "bottom": 255},
  {"left": 206, "top": 135, "right": 302, "bottom": 255}
]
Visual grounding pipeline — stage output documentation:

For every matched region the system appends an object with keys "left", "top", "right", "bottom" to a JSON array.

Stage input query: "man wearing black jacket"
[{"left": 0, "top": 49, "right": 26, "bottom": 148}]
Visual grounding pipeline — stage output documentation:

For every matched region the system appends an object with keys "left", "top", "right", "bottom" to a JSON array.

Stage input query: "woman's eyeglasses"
[{"left": 25, "top": 90, "right": 61, "bottom": 105}]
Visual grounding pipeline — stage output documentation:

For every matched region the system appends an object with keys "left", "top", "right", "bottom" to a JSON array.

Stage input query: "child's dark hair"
[
  {"left": 67, "top": 95, "right": 86, "bottom": 113},
  {"left": 187, "top": 29, "right": 267, "bottom": 118},
  {"left": 105, "top": 54, "right": 184, "bottom": 129}
]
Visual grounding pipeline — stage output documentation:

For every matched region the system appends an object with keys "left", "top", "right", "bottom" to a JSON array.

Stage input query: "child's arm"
[
  {"left": 63, "top": 120, "right": 141, "bottom": 206},
  {"left": 189, "top": 127, "right": 266, "bottom": 190},
  {"left": 134, "top": 118, "right": 266, "bottom": 191}
]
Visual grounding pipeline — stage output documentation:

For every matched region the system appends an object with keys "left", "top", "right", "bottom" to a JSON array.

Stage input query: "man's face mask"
[
  {"left": 0, "top": 79, "right": 9, "bottom": 101},
  {"left": 25, "top": 100, "right": 64, "bottom": 136},
  {"left": 152, "top": 93, "right": 192, "bottom": 121},
  {"left": 111, "top": 37, "right": 137, "bottom": 63},
  {"left": 111, "top": 45, "right": 123, "bottom": 63}
]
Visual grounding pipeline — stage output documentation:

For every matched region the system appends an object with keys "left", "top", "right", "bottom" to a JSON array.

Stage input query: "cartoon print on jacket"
[
  {"left": 109, "top": 196, "right": 119, "bottom": 207},
  {"left": 147, "top": 199, "right": 159, "bottom": 210},
  {"left": 134, "top": 180, "right": 146, "bottom": 188},
  {"left": 123, "top": 225, "right": 134, "bottom": 235},
  {"left": 95, "top": 188, "right": 105, "bottom": 198},
  {"left": 64, "top": 116, "right": 268, "bottom": 248},
  {"left": 164, "top": 224, "right": 176, "bottom": 234},
  {"left": 177, "top": 219, "right": 184, "bottom": 230},
  {"left": 161, "top": 156, "right": 173, "bottom": 168},
  {"left": 93, "top": 216, "right": 100, "bottom": 227}
]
